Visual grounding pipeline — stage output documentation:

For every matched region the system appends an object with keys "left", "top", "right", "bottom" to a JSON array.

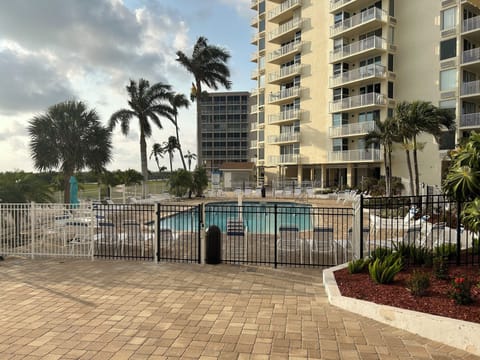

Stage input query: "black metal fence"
[{"left": 359, "top": 194, "right": 479, "bottom": 266}]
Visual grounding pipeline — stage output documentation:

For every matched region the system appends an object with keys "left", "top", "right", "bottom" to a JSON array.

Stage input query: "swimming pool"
[{"left": 159, "top": 201, "right": 312, "bottom": 234}]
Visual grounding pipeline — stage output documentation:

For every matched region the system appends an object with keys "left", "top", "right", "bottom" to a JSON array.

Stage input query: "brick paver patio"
[{"left": 0, "top": 258, "right": 477, "bottom": 359}]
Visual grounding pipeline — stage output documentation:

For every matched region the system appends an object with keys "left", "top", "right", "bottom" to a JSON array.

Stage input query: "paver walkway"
[{"left": 0, "top": 258, "right": 477, "bottom": 359}]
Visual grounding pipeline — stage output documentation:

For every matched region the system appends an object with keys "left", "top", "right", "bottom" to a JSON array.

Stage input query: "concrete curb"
[{"left": 323, "top": 264, "right": 480, "bottom": 356}]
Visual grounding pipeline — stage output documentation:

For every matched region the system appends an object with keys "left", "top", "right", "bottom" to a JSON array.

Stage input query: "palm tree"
[
  {"left": 28, "top": 100, "right": 112, "bottom": 203},
  {"left": 184, "top": 150, "right": 197, "bottom": 171},
  {"left": 169, "top": 93, "right": 189, "bottom": 170},
  {"left": 109, "top": 79, "right": 174, "bottom": 198},
  {"left": 176, "top": 36, "right": 231, "bottom": 165},
  {"left": 150, "top": 143, "right": 165, "bottom": 173},
  {"left": 394, "top": 101, "right": 416, "bottom": 196},
  {"left": 163, "top": 136, "right": 181, "bottom": 172},
  {"left": 365, "top": 117, "right": 399, "bottom": 196}
]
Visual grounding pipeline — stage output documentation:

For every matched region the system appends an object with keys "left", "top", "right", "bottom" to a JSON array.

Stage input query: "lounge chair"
[
  {"left": 309, "top": 227, "right": 335, "bottom": 265},
  {"left": 94, "top": 222, "right": 118, "bottom": 256},
  {"left": 278, "top": 225, "right": 302, "bottom": 263},
  {"left": 226, "top": 219, "right": 247, "bottom": 262},
  {"left": 63, "top": 221, "right": 93, "bottom": 256}
]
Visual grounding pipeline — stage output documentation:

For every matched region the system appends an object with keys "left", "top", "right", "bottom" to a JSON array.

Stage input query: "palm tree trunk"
[
  {"left": 63, "top": 173, "right": 71, "bottom": 204},
  {"left": 195, "top": 80, "right": 202, "bottom": 167},
  {"left": 169, "top": 154, "right": 173, "bottom": 173},
  {"left": 404, "top": 139, "right": 414, "bottom": 196},
  {"left": 388, "top": 148, "right": 393, "bottom": 196},
  {"left": 174, "top": 115, "right": 187, "bottom": 170},
  {"left": 383, "top": 147, "right": 390, "bottom": 196},
  {"left": 413, "top": 137, "right": 420, "bottom": 196},
  {"left": 140, "top": 131, "right": 148, "bottom": 198}
]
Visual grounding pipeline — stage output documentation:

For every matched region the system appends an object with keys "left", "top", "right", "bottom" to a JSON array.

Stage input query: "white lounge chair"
[
  {"left": 310, "top": 227, "right": 335, "bottom": 265},
  {"left": 278, "top": 225, "right": 302, "bottom": 263},
  {"left": 226, "top": 219, "right": 247, "bottom": 262}
]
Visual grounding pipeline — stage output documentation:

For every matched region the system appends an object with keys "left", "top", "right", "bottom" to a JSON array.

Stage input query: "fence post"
[
  {"left": 200, "top": 203, "right": 205, "bottom": 264},
  {"left": 156, "top": 203, "right": 160, "bottom": 263},
  {"left": 359, "top": 195, "right": 364, "bottom": 259},
  {"left": 31, "top": 202, "right": 35, "bottom": 259},
  {"left": 456, "top": 200, "right": 462, "bottom": 266},
  {"left": 274, "top": 204, "right": 278, "bottom": 268}
]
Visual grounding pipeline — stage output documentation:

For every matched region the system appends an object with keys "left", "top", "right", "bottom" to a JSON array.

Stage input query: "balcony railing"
[
  {"left": 251, "top": 104, "right": 264, "bottom": 113},
  {"left": 463, "top": 15, "right": 480, "bottom": 33},
  {"left": 330, "top": 0, "right": 353, "bottom": 12},
  {"left": 268, "top": 63, "right": 303, "bottom": 83},
  {"left": 460, "top": 113, "right": 480, "bottom": 128},
  {"left": 328, "top": 149, "right": 382, "bottom": 162},
  {"left": 328, "top": 121, "right": 377, "bottom": 138},
  {"left": 330, "top": 36, "right": 387, "bottom": 62},
  {"left": 268, "top": 109, "right": 302, "bottom": 124},
  {"left": 268, "top": 132, "right": 300, "bottom": 144},
  {"left": 269, "top": 154, "right": 300, "bottom": 165},
  {"left": 329, "top": 64, "right": 386, "bottom": 87},
  {"left": 250, "top": 140, "right": 258, "bottom": 148},
  {"left": 268, "top": 0, "right": 302, "bottom": 22},
  {"left": 329, "top": 92, "right": 387, "bottom": 112},
  {"left": 461, "top": 80, "right": 480, "bottom": 96},
  {"left": 268, "top": 18, "right": 303, "bottom": 42},
  {"left": 269, "top": 86, "right": 302, "bottom": 104},
  {"left": 330, "top": 7, "right": 388, "bottom": 37},
  {"left": 268, "top": 40, "right": 303, "bottom": 63},
  {"left": 462, "top": 47, "right": 480, "bottom": 64},
  {"left": 251, "top": 0, "right": 259, "bottom": 9}
]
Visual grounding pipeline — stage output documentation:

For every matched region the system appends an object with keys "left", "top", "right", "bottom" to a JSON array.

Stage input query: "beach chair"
[
  {"left": 119, "top": 221, "right": 153, "bottom": 257},
  {"left": 94, "top": 222, "right": 118, "bottom": 256},
  {"left": 310, "top": 227, "right": 335, "bottom": 265},
  {"left": 226, "top": 219, "right": 247, "bottom": 262},
  {"left": 278, "top": 225, "right": 302, "bottom": 263},
  {"left": 63, "top": 221, "right": 93, "bottom": 256}
]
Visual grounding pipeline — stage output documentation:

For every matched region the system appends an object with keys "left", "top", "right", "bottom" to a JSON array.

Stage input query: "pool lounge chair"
[
  {"left": 309, "top": 226, "right": 335, "bottom": 265},
  {"left": 278, "top": 225, "right": 303, "bottom": 263},
  {"left": 226, "top": 219, "right": 247, "bottom": 262}
]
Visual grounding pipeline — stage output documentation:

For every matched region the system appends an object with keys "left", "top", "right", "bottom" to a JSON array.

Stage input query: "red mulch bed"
[{"left": 334, "top": 265, "right": 480, "bottom": 324}]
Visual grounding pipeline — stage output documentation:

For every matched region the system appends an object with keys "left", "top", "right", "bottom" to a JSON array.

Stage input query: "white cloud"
[{"left": 218, "top": 0, "right": 251, "bottom": 18}]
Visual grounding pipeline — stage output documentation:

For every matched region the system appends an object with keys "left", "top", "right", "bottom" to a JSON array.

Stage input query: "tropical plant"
[
  {"left": 28, "top": 100, "right": 112, "bottom": 203},
  {"left": 169, "top": 93, "right": 189, "bottom": 170},
  {"left": 433, "top": 256, "right": 449, "bottom": 280},
  {"left": 176, "top": 36, "right": 231, "bottom": 165},
  {"left": 368, "top": 253, "right": 403, "bottom": 284},
  {"left": 0, "top": 172, "right": 54, "bottom": 203},
  {"left": 117, "top": 169, "right": 143, "bottom": 186},
  {"left": 347, "top": 258, "right": 370, "bottom": 274},
  {"left": 365, "top": 117, "right": 400, "bottom": 196},
  {"left": 406, "top": 270, "right": 430, "bottom": 297},
  {"left": 150, "top": 143, "right": 165, "bottom": 173},
  {"left": 191, "top": 166, "right": 208, "bottom": 197},
  {"left": 109, "top": 78, "right": 174, "bottom": 198},
  {"left": 168, "top": 169, "right": 193, "bottom": 198},
  {"left": 163, "top": 136, "right": 181, "bottom": 173},
  {"left": 184, "top": 150, "right": 197, "bottom": 171}
]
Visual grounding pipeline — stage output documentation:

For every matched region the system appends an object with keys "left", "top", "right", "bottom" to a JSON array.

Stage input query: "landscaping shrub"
[
  {"left": 434, "top": 243, "right": 457, "bottom": 260},
  {"left": 449, "top": 276, "right": 474, "bottom": 305},
  {"left": 392, "top": 243, "right": 432, "bottom": 266},
  {"left": 433, "top": 256, "right": 450, "bottom": 280},
  {"left": 347, "top": 258, "right": 369, "bottom": 274},
  {"left": 406, "top": 270, "right": 430, "bottom": 297},
  {"left": 368, "top": 253, "right": 403, "bottom": 284},
  {"left": 369, "top": 247, "right": 393, "bottom": 262}
]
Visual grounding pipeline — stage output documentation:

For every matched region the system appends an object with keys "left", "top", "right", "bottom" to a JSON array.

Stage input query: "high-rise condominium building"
[
  {"left": 198, "top": 92, "right": 251, "bottom": 173},
  {"left": 250, "top": 0, "right": 480, "bottom": 192}
]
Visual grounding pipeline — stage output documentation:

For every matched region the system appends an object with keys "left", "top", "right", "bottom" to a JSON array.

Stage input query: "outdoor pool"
[{"left": 159, "top": 201, "right": 312, "bottom": 234}]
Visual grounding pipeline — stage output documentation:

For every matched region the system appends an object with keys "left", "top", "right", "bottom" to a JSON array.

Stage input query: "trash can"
[
  {"left": 261, "top": 185, "right": 266, "bottom": 198},
  {"left": 206, "top": 225, "right": 221, "bottom": 264}
]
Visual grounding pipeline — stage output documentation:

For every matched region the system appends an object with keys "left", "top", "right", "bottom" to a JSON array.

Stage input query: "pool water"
[{"left": 159, "top": 201, "right": 312, "bottom": 234}]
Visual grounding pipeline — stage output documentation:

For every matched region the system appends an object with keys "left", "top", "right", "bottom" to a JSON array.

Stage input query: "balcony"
[
  {"left": 460, "top": 112, "right": 480, "bottom": 128},
  {"left": 329, "top": 121, "right": 377, "bottom": 138},
  {"left": 269, "top": 86, "right": 302, "bottom": 105},
  {"left": 330, "top": 0, "right": 353, "bottom": 13},
  {"left": 251, "top": 0, "right": 259, "bottom": 10},
  {"left": 329, "top": 64, "right": 386, "bottom": 88},
  {"left": 250, "top": 140, "right": 258, "bottom": 148},
  {"left": 268, "top": 0, "right": 302, "bottom": 23},
  {"left": 268, "top": 109, "right": 303, "bottom": 125},
  {"left": 461, "top": 80, "right": 480, "bottom": 97},
  {"left": 329, "top": 92, "right": 387, "bottom": 112},
  {"left": 268, "top": 132, "right": 300, "bottom": 145},
  {"left": 462, "top": 47, "right": 480, "bottom": 66},
  {"left": 330, "top": 7, "right": 388, "bottom": 38},
  {"left": 330, "top": 36, "right": 387, "bottom": 63},
  {"left": 251, "top": 14, "right": 259, "bottom": 27},
  {"left": 328, "top": 149, "right": 382, "bottom": 163},
  {"left": 251, "top": 31, "right": 265, "bottom": 44},
  {"left": 268, "top": 18, "right": 304, "bottom": 44},
  {"left": 269, "top": 154, "right": 301, "bottom": 165},
  {"left": 268, "top": 63, "right": 303, "bottom": 84},
  {"left": 268, "top": 40, "right": 303, "bottom": 64},
  {"left": 463, "top": 15, "right": 480, "bottom": 33},
  {"left": 251, "top": 104, "right": 264, "bottom": 113}
]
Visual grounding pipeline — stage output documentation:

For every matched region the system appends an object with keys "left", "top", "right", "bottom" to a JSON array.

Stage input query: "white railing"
[
  {"left": 460, "top": 113, "right": 480, "bottom": 128},
  {"left": 269, "top": 86, "right": 302, "bottom": 103},
  {"left": 463, "top": 15, "right": 480, "bottom": 33},
  {"left": 330, "top": 7, "right": 388, "bottom": 37},
  {"left": 462, "top": 47, "right": 480, "bottom": 64},
  {"left": 269, "top": 154, "right": 300, "bottom": 165},
  {"left": 268, "top": 18, "right": 303, "bottom": 41},
  {"left": 268, "top": 132, "right": 300, "bottom": 144},
  {"left": 268, "top": 109, "right": 302, "bottom": 124},
  {"left": 329, "top": 64, "right": 386, "bottom": 87},
  {"left": 330, "top": 0, "right": 353, "bottom": 12},
  {"left": 330, "top": 36, "right": 386, "bottom": 62},
  {"left": 250, "top": 140, "right": 258, "bottom": 148},
  {"left": 268, "top": 0, "right": 302, "bottom": 21},
  {"left": 329, "top": 121, "right": 377, "bottom": 137},
  {"left": 251, "top": 0, "right": 259, "bottom": 8},
  {"left": 328, "top": 149, "right": 382, "bottom": 162},
  {"left": 461, "top": 80, "right": 480, "bottom": 96},
  {"left": 268, "top": 63, "right": 303, "bottom": 83},
  {"left": 268, "top": 40, "right": 303, "bottom": 62},
  {"left": 329, "top": 92, "right": 386, "bottom": 112}
]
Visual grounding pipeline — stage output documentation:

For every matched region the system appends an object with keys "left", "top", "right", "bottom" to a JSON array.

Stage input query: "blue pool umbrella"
[{"left": 69, "top": 176, "right": 80, "bottom": 206}]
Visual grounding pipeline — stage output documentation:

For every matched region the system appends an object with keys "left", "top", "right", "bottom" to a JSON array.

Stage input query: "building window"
[
  {"left": 441, "top": 7, "right": 456, "bottom": 31},
  {"left": 389, "top": 0, "right": 394, "bottom": 17},
  {"left": 388, "top": 82, "right": 394, "bottom": 99},
  {"left": 333, "top": 138, "right": 348, "bottom": 151},
  {"left": 440, "top": 69, "right": 456, "bottom": 91},
  {"left": 332, "top": 113, "right": 348, "bottom": 127},
  {"left": 388, "top": 54, "right": 394, "bottom": 71},
  {"left": 440, "top": 38, "right": 456, "bottom": 60},
  {"left": 259, "top": 0, "right": 265, "bottom": 14},
  {"left": 439, "top": 99, "right": 456, "bottom": 118}
]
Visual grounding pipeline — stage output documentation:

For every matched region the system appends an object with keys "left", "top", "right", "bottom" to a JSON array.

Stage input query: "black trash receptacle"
[{"left": 206, "top": 225, "right": 221, "bottom": 264}]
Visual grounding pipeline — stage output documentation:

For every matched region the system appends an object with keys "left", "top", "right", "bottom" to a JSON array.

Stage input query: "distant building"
[{"left": 198, "top": 92, "right": 251, "bottom": 175}]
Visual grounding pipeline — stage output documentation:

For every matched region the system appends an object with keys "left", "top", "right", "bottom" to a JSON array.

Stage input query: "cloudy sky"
[{"left": 0, "top": 0, "right": 253, "bottom": 173}]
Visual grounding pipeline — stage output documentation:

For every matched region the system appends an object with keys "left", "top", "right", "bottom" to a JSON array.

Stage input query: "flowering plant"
[{"left": 449, "top": 277, "right": 473, "bottom": 305}]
